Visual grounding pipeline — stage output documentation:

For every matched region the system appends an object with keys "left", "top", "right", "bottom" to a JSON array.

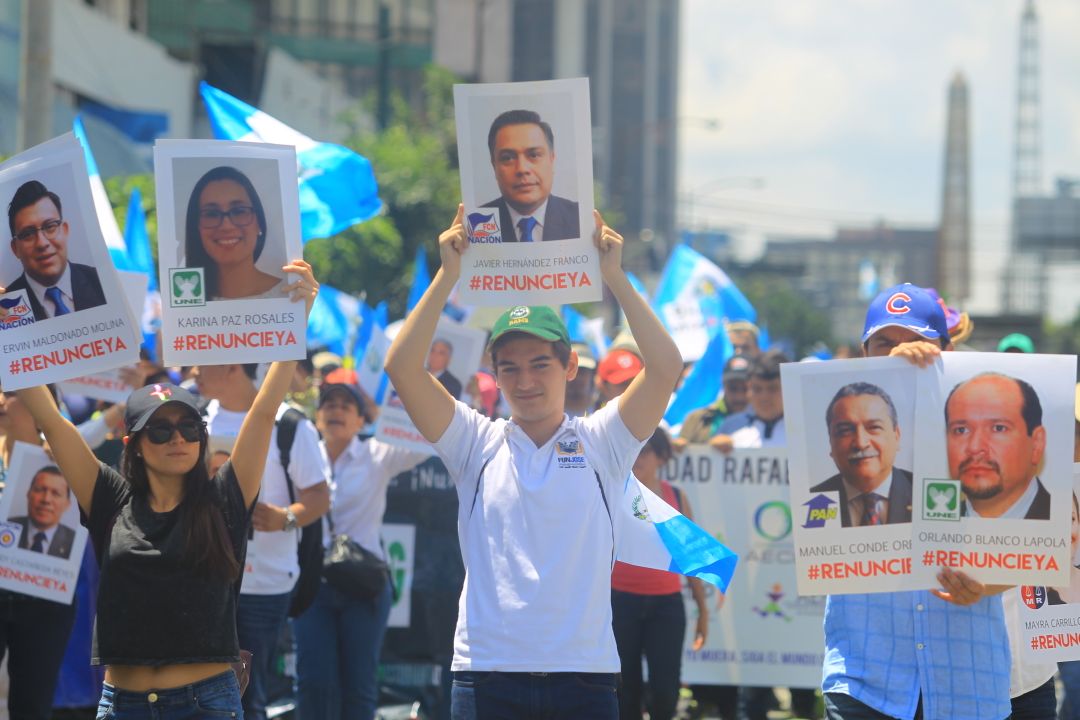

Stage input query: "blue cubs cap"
[{"left": 862, "top": 283, "right": 950, "bottom": 347}]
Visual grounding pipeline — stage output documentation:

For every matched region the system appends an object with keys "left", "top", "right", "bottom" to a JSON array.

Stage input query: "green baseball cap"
[
  {"left": 488, "top": 305, "right": 570, "bottom": 349},
  {"left": 997, "top": 332, "right": 1035, "bottom": 354}
]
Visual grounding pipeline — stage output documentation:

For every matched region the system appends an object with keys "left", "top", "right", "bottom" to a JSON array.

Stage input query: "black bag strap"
[
  {"left": 468, "top": 456, "right": 494, "bottom": 520},
  {"left": 594, "top": 470, "right": 615, "bottom": 569},
  {"left": 277, "top": 407, "right": 305, "bottom": 503}
]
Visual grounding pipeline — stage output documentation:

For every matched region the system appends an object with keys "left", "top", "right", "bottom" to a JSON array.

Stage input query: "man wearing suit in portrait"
[
  {"left": 482, "top": 109, "right": 580, "bottom": 243},
  {"left": 5, "top": 180, "right": 105, "bottom": 320},
  {"left": 9, "top": 466, "right": 76, "bottom": 560},
  {"left": 949, "top": 372, "right": 1051, "bottom": 521},
  {"left": 811, "top": 381, "right": 913, "bottom": 527},
  {"left": 428, "top": 338, "right": 463, "bottom": 400}
]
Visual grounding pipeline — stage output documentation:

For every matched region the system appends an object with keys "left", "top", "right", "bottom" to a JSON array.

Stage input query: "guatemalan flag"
[
  {"left": 199, "top": 82, "right": 381, "bottom": 242},
  {"left": 72, "top": 117, "right": 127, "bottom": 267},
  {"left": 652, "top": 244, "right": 756, "bottom": 363},
  {"left": 618, "top": 475, "right": 738, "bottom": 591}
]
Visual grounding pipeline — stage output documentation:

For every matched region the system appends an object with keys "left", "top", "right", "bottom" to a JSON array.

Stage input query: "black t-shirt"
[{"left": 85, "top": 461, "right": 253, "bottom": 666}]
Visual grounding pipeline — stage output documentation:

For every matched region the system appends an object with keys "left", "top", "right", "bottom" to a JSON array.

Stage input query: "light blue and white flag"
[
  {"left": 352, "top": 302, "right": 391, "bottom": 398},
  {"left": 199, "top": 82, "right": 381, "bottom": 242},
  {"left": 406, "top": 247, "right": 430, "bottom": 314},
  {"left": 858, "top": 259, "right": 879, "bottom": 301},
  {"left": 122, "top": 189, "right": 161, "bottom": 358},
  {"left": 307, "top": 284, "right": 361, "bottom": 356},
  {"left": 562, "top": 305, "right": 609, "bottom": 360},
  {"left": 617, "top": 475, "right": 738, "bottom": 591},
  {"left": 652, "top": 244, "right": 755, "bottom": 362},
  {"left": 73, "top": 117, "right": 127, "bottom": 267},
  {"left": 664, "top": 320, "right": 734, "bottom": 427}
]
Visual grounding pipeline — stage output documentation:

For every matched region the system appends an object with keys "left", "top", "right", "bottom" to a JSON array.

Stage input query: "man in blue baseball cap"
[{"left": 822, "top": 283, "right": 1018, "bottom": 720}]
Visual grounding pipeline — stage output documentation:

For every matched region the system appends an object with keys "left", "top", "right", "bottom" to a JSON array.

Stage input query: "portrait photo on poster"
[
  {"left": 4, "top": 462, "right": 82, "bottom": 560},
  {"left": 0, "top": 159, "right": 105, "bottom": 320},
  {"left": 0, "top": 135, "right": 139, "bottom": 391},
  {"left": 172, "top": 156, "right": 289, "bottom": 302},
  {"left": 797, "top": 364, "right": 917, "bottom": 529},
  {"left": 464, "top": 92, "right": 580, "bottom": 244}
]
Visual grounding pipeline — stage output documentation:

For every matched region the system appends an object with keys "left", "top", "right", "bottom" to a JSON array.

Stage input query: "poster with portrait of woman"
[
  {"left": 0, "top": 442, "right": 88, "bottom": 604},
  {"left": 154, "top": 140, "right": 306, "bottom": 366},
  {"left": 453, "top": 78, "right": 600, "bottom": 305},
  {"left": 0, "top": 134, "right": 139, "bottom": 390}
]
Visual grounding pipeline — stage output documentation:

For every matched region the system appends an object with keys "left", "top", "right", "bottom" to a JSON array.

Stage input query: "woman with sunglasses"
[
  {"left": 12, "top": 259, "right": 318, "bottom": 719},
  {"left": 184, "top": 166, "right": 283, "bottom": 301}
]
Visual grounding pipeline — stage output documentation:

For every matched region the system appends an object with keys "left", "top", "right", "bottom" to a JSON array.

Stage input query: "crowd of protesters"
[{"left": 0, "top": 208, "right": 1078, "bottom": 720}]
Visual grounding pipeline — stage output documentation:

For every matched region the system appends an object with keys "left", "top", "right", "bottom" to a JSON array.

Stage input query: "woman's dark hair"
[
  {"left": 184, "top": 166, "right": 267, "bottom": 299},
  {"left": 120, "top": 409, "right": 240, "bottom": 581}
]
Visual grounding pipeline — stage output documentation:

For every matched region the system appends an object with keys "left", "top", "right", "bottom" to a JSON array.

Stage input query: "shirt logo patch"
[{"left": 555, "top": 439, "right": 586, "bottom": 469}]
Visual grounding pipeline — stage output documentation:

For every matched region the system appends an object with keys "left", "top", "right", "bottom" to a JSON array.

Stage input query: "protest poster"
[
  {"left": 376, "top": 319, "right": 485, "bottom": 453},
  {"left": 659, "top": 446, "right": 824, "bottom": 687},
  {"left": 782, "top": 357, "right": 920, "bottom": 595},
  {"left": 59, "top": 270, "right": 148, "bottom": 403},
  {"left": 154, "top": 140, "right": 306, "bottom": 366},
  {"left": 911, "top": 353, "right": 1075, "bottom": 586},
  {"left": 384, "top": 523, "right": 416, "bottom": 629},
  {"left": 0, "top": 135, "right": 139, "bottom": 390},
  {"left": 0, "top": 442, "right": 88, "bottom": 604},
  {"left": 1018, "top": 464, "right": 1080, "bottom": 661},
  {"left": 453, "top": 78, "right": 600, "bottom": 305}
]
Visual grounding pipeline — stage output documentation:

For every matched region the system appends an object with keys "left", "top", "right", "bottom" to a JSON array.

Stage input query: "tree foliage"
[{"left": 739, "top": 273, "right": 835, "bottom": 358}]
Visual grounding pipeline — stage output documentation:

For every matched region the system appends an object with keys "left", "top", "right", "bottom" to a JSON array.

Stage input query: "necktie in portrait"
[
  {"left": 45, "top": 286, "right": 71, "bottom": 316},
  {"left": 518, "top": 216, "right": 538, "bottom": 242},
  {"left": 31, "top": 531, "right": 46, "bottom": 553},
  {"left": 861, "top": 493, "right": 884, "bottom": 526}
]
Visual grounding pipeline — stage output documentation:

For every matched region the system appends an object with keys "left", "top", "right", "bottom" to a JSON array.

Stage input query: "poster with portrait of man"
[
  {"left": 376, "top": 318, "right": 486, "bottom": 453},
  {"left": 782, "top": 357, "right": 922, "bottom": 595},
  {"left": 453, "top": 78, "right": 600, "bottom": 305},
  {"left": 154, "top": 140, "right": 306, "bottom": 366},
  {"left": 911, "top": 352, "right": 1075, "bottom": 586},
  {"left": 0, "top": 442, "right": 88, "bottom": 604},
  {"left": 0, "top": 134, "right": 139, "bottom": 390}
]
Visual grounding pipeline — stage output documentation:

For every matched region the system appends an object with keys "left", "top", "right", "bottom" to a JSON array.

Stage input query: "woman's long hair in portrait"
[
  {"left": 120, "top": 421, "right": 241, "bottom": 582},
  {"left": 184, "top": 165, "right": 268, "bottom": 298}
]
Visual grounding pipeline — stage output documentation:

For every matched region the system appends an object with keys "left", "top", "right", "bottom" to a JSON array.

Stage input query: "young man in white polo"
[{"left": 385, "top": 207, "right": 682, "bottom": 719}]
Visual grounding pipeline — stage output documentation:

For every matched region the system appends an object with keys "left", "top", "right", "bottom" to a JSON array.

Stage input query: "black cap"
[
  {"left": 722, "top": 355, "right": 751, "bottom": 381},
  {"left": 124, "top": 383, "right": 202, "bottom": 432},
  {"left": 318, "top": 383, "right": 365, "bottom": 410}
]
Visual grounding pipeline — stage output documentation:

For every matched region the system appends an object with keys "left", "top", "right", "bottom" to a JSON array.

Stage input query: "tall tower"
[
  {"left": 938, "top": 72, "right": 970, "bottom": 303},
  {"left": 1013, "top": 0, "right": 1041, "bottom": 200}
]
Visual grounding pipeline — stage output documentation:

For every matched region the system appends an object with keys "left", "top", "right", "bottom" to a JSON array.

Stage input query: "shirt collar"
[
  {"left": 25, "top": 264, "right": 73, "bottom": 315},
  {"left": 968, "top": 477, "right": 1041, "bottom": 519},
  {"left": 842, "top": 470, "right": 894, "bottom": 506},
  {"left": 505, "top": 412, "right": 573, "bottom": 450},
  {"left": 507, "top": 199, "right": 549, "bottom": 239}
]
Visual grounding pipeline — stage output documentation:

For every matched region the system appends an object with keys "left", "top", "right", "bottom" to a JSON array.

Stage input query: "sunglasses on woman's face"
[{"left": 144, "top": 420, "right": 205, "bottom": 445}]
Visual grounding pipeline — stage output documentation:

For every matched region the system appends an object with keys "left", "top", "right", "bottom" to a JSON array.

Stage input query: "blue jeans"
[
  {"left": 824, "top": 693, "right": 922, "bottom": 720},
  {"left": 236, "top": 592, "right": 292, "bottom": 720},
  {"left": 294, "top": 579, "right": 393, "bottom": 720},
  {"left": 0, "top": 590, "right": 77, "bottom": 719},
  {"left": 95, "top": 670, "right": 243, "bottom": 719},
  {"left": 1061, "top": 661, "right": 1080, "bottom": 720},
  {"left": 450, "top": 671, "right": 618, "bottom": 720},
  {"left": 611, "top": 589, "right": 685, "bottom": 720}
]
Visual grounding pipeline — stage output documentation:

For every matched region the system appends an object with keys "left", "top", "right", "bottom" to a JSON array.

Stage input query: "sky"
[{"left": 678, "top": 0, "right": 1080, "bottom": 315}]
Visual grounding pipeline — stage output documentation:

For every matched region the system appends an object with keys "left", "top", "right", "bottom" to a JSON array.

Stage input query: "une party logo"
[
  {"left": 169, "top": 268, "right": 206, "bottom": 307},
  {"left": 923, "top": 479, "right": 960, "bottom": 521},
  {"left": 466, "top": 211, "right": 502, "bottom": 243},
  {"left": 0, "top": 293, "right": 36, "bottom": 330}
]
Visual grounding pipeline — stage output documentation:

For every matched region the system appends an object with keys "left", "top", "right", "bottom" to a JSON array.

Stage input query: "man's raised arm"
[
  {"left": 384, "top": 206, "right": 466, "bottom": 442},
  {"left": 595, "top": 211, "right": 682, "bottom": 440}
]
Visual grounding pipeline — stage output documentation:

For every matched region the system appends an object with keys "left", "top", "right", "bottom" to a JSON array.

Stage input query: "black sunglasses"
[{"left": 143, "top": 420, "right": 205, "bottom": 445}]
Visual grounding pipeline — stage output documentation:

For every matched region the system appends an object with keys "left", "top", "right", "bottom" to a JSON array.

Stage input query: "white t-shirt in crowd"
[
  {"left": 1002, "top": 587, "right": 1057, "bottom": 697},
  {"left": 323, "top": 436, "right": 427, "bottom": 558},
  {"left": 205, "top": 400, "right": 330, "bottom": 595},
  {"left": 433, "top": 397, "right": 645, "bottom": 673}
]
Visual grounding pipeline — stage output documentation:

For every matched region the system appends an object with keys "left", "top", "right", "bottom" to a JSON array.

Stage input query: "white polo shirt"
[
  {"left": 434, "top": 397, "right": 645, "bottom": 673},
  {"left": 322, "top": 436, "right": 427, "bottom": 558},
  {"left": 205, "top": 400, "right": 330, "bottom": 595}
]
